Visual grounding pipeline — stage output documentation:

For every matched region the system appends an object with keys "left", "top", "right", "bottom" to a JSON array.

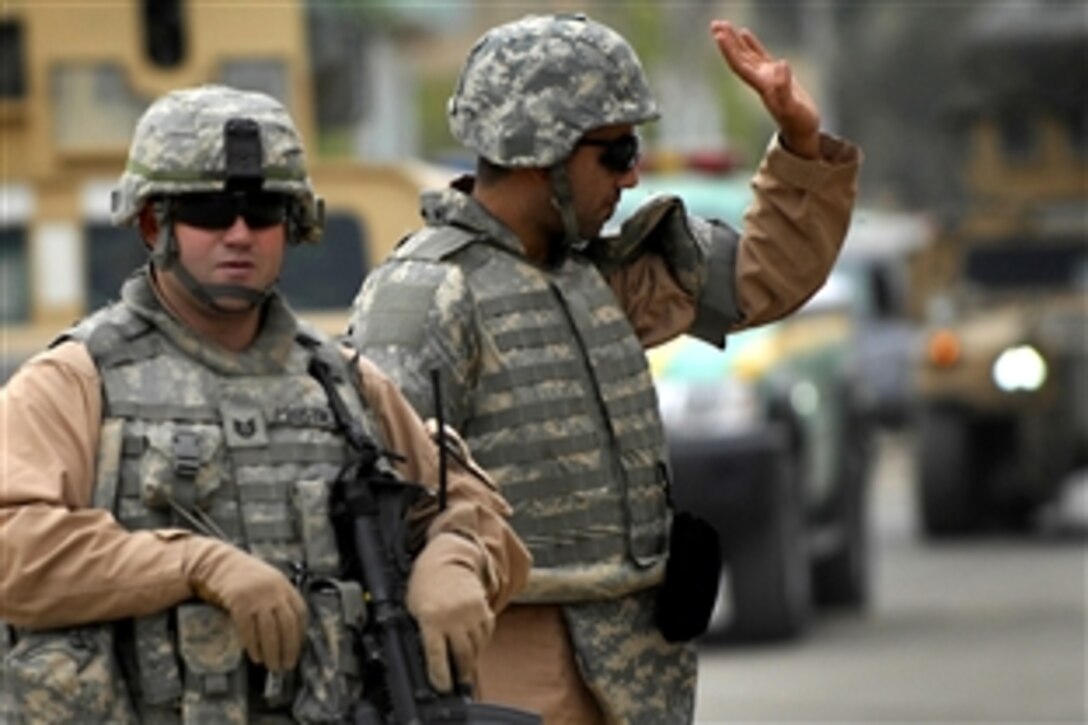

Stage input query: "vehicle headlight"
[
  {"left": 655, "top": 378, "right": 762, "bottom": 438},
  {"left": 992, "top": 344, "right": 1048, "bottom": 392}
]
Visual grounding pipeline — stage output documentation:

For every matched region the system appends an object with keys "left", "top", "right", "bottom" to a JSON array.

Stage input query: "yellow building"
[{"left": 1, "top": 1, "right": 442, "bottom": 377}]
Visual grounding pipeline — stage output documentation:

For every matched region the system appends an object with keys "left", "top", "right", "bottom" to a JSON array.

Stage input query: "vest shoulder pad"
[
  {"left": 52, "top": 304, "right": 151, "bottom": 367},
  {"left": 296, "top": 322, "right": 353, "bottom": 379},
  {"left": 393, "top": 224, "right": 478, "bottom": 262},
  {"left": 294, "top": 319, "right": 332, "bottom": 350}
]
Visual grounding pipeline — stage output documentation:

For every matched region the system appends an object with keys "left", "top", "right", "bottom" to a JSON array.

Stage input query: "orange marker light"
[{"left": 927, "top": 329, "right": 962, "bottom": 367}]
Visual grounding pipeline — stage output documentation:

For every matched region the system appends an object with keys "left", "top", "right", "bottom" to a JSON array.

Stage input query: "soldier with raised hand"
[
  {"left": 348, "top": 13, "right": 861, "bottom": 724},
  {"left": 0, "top": 84, "right": 530, "bottom": 723}
]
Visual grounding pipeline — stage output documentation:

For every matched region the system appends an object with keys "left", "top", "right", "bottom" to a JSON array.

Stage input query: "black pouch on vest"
[{"left": 654, "top": 511, "right": 722, "bottom": 643}]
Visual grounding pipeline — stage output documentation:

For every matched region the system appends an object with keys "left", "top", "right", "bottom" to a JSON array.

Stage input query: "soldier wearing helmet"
[
  {"left": 0, "top": 84, "right": 530, "bottom": 722},
  {"left": 349, "top": 14, "right": 861, "bottom": 723}
]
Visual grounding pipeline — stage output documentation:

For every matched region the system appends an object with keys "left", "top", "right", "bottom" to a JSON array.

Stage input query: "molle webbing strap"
[
  {"left": 497, "top": 470, "right": 603, "bottom": 500},
  {"left": 236, "top": 480, "right": 291, "bottom": 503},
  {"left": 470, "top": 395, "right": 585, "bottom": 432},
  {"left": 107, "top": 403, "right": 219, "bottom": 423},
  {"left": 244, "top": 518, "right": 294, "bottom": 544},
  {"left": 229, "top": 443, "right": 345, "bottom": 466},
  {"left": 524, "top": 537, "right": 627, "bottom": 569},
  {"left": 511, "top": 497, "right": 624, "bottom": 536},
  {"left": 395, "top": 224, "right": 479, "bottom": 262},
  {"left": 601, "top": 385, "right": 657, "bottom": 417},
  {"left": 588, "top": 351, "right": 648, "bottom": 384},
  {"left": 478, "top": 360, "right": 584, "bottom": 390},
  {"left": 613, "top": 425, "right": 662, "bottom": 457},
  {"left": 491, "top": 323, "right": 572, "bottom": 351},
  {"left": 472, "top": 431, "right": 600, "bottom": 468},
  {"left": 475, "top": 289, "right": 556, "bottom": 317}
]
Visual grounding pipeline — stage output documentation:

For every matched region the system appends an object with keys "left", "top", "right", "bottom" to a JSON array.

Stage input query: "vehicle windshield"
[
  {"left": 800, "top": 267, "right": 852, "bottom": 314},
  {"left": 963, "top": 241, "right": 1088, "bottom": 291}
]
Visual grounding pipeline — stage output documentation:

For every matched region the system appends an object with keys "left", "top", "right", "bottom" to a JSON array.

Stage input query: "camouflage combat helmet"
[
  {"left": 112, "top": 84, "right": 322, "bottom": 244},
  {"left": 448, "top": 13, "right": 659, "bottom": 168}
]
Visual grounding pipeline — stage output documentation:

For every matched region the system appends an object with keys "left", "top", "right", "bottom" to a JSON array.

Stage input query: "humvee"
[{"left": 913, "top": 6, "right": 1087, "bottom": 535}]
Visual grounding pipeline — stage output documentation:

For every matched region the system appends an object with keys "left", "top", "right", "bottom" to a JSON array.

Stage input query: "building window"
[
  {"left": 86, "top": 224, "right": 146, "bottom": 310},
  {"left": 0, "top": 226, "right": 29, "bottom": 322},
  {"left": 52, "top": 64, "right": 147, "bottom": 149},
  {"left": 0, "top": 20, "right": 27, "bottom": 99},
  {"left": 142, "top": 0, "right": 187, "bottom": 69}
]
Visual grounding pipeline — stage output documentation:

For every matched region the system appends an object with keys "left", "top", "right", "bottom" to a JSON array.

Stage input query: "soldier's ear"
[{"left": 137, "top": 206, "right": 159, "bottom": 250}]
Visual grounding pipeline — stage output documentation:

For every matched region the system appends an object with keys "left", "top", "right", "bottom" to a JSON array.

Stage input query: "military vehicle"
[
  {"left": 0, "top": 1, "right": 443, "bottom": 380},
  {"left": 913, "top": 6, "right": 1088, "bottom": 535}
]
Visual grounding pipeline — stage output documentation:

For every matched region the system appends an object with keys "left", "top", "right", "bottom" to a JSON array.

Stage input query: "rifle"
[{"left": 309, "top": 357, "right": 541, "bottom": 724}]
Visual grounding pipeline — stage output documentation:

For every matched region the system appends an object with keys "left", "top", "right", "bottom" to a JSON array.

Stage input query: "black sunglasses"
[
  {"left": 578, "top": 134, "right": 640, "bottom": 173},
  {"left": 171, "top": 191, "right": 289, "bottom": 231}
]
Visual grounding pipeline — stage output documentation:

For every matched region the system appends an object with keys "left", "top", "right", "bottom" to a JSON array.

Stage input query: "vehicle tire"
[
  {"left": 917, "top": 406, "right": 977, "bottom": 537},
  {"left": 724, "top": 456, "right": 811, "bottom": 642},
  {"left": 813, "top": 403, "right": 872, "bottom": 607}
]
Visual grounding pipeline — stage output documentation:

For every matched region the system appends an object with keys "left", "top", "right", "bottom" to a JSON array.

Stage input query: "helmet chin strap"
[
  {"left": 151, "top": 203, "right": 271, "bottom": 313},
  {"left": 548, "top": 164, "right": 588, "bottom": 260}
]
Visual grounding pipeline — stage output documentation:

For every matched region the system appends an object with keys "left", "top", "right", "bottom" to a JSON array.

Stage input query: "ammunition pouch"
[
  {"left": 292, "top": 578, "right": 366, "bottom": 723},
  {"left": 0, "top": 623, "right": 137, "bottom": 724},
  {"left": 176, "top": 602, "right": 248, "bottom": 725}
]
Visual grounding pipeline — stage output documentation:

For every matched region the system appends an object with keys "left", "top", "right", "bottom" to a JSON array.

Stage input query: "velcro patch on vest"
[
  {"left": 271, "top": 405, "right": 336, "bottom": 430},
  {"left": 219, "top": 402, "right": 268, "bottom": 448}
]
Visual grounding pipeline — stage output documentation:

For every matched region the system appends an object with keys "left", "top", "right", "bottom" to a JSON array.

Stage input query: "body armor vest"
[
  {"left": 397, "top": 227, "right": 670, "bottom": 602},
  {"left": 65, "top": 274, "right": 380, "bottom": 721}
]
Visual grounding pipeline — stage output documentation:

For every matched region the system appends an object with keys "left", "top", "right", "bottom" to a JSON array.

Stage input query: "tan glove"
[
  {"left": 182, "top": 537, "right": 307, "bottom": 672},
  {"left": 406, "top": 532, "right": 494, "bottom": 692}
]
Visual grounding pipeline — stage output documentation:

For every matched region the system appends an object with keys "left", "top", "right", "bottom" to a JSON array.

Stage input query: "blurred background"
[{"left": 1, "top": 1, "right": 1085, "bottom": 722}]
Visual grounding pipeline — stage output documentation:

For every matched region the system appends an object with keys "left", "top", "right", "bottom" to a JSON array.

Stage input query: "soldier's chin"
[
  {"left": 211, "top": 297, "right": 255, "bottom": 313},
  {"left": 204, "top": 285, "right": 265, "bottom": 313}
]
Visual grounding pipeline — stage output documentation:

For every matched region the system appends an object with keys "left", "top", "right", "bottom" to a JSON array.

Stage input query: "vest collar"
[
  {"left": 421, "top": 180, "right": 528, "bottom": 258},
  {"left": 120, "top": 267, "right": 299, "bottom": 375}
]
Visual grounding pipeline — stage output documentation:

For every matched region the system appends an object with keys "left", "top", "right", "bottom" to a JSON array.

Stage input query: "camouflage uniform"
[
  {"left": 1, "top": 272, "right": 380, "bottom": 723},
  {"left": 349, "top": 15, "right": 731, "bottom": 723},
  {"left": 0, "top": 86, "right": 528, "bottom": 723},
  {"left": 0, "top": 85, "right": 349, "bottom": 724},
  {"left": 350, "top": 13, "right": 860, "bottom": 724}
]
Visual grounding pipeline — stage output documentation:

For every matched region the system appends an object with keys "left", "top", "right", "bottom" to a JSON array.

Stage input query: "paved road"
[{"left": 694, "top": 431, "right": 1088, "bottom": 724}]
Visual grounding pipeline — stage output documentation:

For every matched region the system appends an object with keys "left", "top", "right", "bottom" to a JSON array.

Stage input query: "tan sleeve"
[
  {"left": 0, "top": 342, "right": 195, "bottom": 629},
  {"left": 607, "top": 255, "right": 698, "bottom": 348},
  {"left": 733, "top": 133, "right": 861, "bottom": 330},
  {"left": 606, "top": 133, "right": 860, "bottom": 347},
  {"left": 350, "top": 352, "right": 531, "bottom": 614}
]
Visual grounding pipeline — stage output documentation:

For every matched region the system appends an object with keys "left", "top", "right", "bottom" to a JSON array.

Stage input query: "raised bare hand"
[{"left": 710, "top": 20, "right": 821, "bottom": 159}]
